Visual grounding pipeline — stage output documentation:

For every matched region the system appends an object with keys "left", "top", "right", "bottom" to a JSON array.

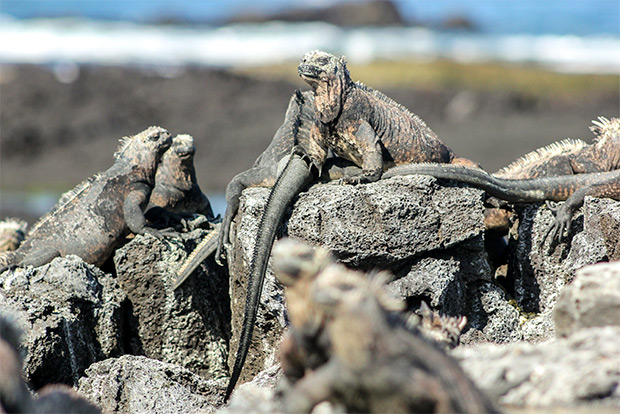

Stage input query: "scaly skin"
[
  {"left": 0, "top": 127, "right": 172, "bottom": 272},
  {"left": 273, "top": 239, "right": 498, "bottom": 414},
  {"left": 494, "top": 117, "right": 620, "bottom": 179},
  {"left": 0, "top": 218, "right": 27, "bottom": 253}
]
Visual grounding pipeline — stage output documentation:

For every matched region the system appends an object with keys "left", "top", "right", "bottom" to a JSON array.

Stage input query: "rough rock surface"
[
  {"left": 222, "top": 365, "right": 340, "bottom": 414},
  {"left": 78, "top": 355, "right": 226, "bottom": 414},
  {"left": 554, "top": 260, "right": 620, "bottom": 337},
  {"left": 502, "top": 196, "right": 620, "bottom": 343},
  {"left": 0, "top": 256, "right": 126, "bottom": 389},
  {"left": 226, "top": 175, "right": 516, "bottom": 384},
  {"left": 509, "top": 197, "right": 619, "bottom": 314},
  {"left": 453, "top": 326, "right": 620, "bottom": 408},
  {"left": 113, "top": 226, "right": 230, "bottom": 379}
]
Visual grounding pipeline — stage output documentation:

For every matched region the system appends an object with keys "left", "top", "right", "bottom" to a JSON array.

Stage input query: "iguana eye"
[{"left": 149, "top": 133, "right": 160, "bottom": 141}]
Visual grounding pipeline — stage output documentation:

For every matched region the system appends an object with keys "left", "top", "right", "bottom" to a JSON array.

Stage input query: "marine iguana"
[
  {"left": 383, "top": 117, "right": 620, "bottom": 242},
  {"left": 296, "top": 49, "right": 478, "bottom": 183},
  {"left": 174, "top": 91, "right": 361, "bottom": 290},
  {"left": 225, "top": 50, "right": 479, "bottom": 398},
  {"left": 273, "top": 239, "right": 497, "bottom": 414},
  {"left": 0, "top": 126, "right": 172, "bottom": 272},
  {"left": 147, "top": 133, "right": 215, "bottom": 222}
]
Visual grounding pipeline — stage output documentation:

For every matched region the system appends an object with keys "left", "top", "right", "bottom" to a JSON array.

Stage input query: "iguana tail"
[
  {"left": 384, "top": 163, "right": 592, "bottom": 203},
  {"left": 172, "top": 223, "right": 221, "bottom": 290},
  {"left": 225, "top": 149, "right": 315, "bottom": 401}
]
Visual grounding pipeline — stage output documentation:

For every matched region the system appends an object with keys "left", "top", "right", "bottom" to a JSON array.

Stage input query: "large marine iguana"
[
  {"left": 273, "top": 239, "right": 497, "bottom": 414},
  {"left": 383, "top": 117, "right": 620, "bottom": 242},
  {"left": 0, "top": 126, "right": 172, "bottom": 272},
  {"left": 224, "top": 50, "right": 478, "bottom": 398},
  {"left": 296, "top": 49, "right": 478, "bottom": 183}
]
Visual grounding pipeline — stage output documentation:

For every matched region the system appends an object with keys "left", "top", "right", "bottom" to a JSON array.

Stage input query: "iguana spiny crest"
[{"left": 494, "top": 117, "right": 620, "bottom": 179}]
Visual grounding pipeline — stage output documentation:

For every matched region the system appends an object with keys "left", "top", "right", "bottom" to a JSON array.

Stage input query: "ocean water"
[{"left": 0, "top": 0, "right": 619, "bottom": 73}]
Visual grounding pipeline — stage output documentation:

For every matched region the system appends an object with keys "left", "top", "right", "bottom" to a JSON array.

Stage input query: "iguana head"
[
  {"left": 272, "top": 238, "right": 332, "bottom": 288},
  {"left": 114, "top": 126, "right": 172, "bottom": 160},
  {"left": 170, "top": 134, "right": 196, "bottom": 159},
  {"left": 155, "top": 134, "right": 197, "bottom": 190},
  {"left": 161, "top": 134, "right": 196, "bottom": 170},
  {"left": 298, "top": 50, "right": 352, "bottom": 123}
]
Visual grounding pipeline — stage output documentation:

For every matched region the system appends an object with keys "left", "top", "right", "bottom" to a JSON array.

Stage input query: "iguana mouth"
[
  {"left": 297, "top": 64, "right": 321, "bottom": 80},
  {"left": 174, "top": 145, "right": 195, "bottom": 158}
]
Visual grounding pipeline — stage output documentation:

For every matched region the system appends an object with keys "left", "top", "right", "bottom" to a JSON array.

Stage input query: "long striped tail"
[{"left": 173, "top": 223, "right": 220, "bottom": 290}]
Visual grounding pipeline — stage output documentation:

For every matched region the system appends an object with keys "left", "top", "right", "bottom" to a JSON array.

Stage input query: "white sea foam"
[{"left": 1, "top": 16, "right": 618, "bottom": 74}]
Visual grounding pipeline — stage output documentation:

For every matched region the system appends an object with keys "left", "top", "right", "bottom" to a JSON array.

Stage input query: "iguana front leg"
[
  {"left": 124, "top": 183, "right": 171, "bottom": 238},
  {"left": 340, "top": 121, "right": 383, "bottom": 185},
  {"left": 216, "top": 166, "right": 278, "bottom": 264},
  {"left": 281, "top": 360, "right": 343, "bottom": 413}
]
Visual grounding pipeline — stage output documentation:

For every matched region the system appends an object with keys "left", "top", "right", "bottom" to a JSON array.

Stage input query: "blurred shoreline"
[
  {"left": 1, "top": 17, "right": 619, "bottom": 74},
  {"left": 1, "top": 59, "right": 617, "bottom": 225}
]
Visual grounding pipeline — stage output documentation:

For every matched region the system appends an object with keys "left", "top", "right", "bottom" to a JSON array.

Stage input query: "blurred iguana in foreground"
[{"left": 273, "top": 239, "right": 497, "bottom": 414}]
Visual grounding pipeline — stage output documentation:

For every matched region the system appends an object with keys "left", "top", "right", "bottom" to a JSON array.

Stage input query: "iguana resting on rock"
[
  {"left": 147, "top": 133, "right": 215, "bottom": 223},
  {"left": 297, "top": 49, "right": 478, "bottom": 182},
  {"left": 0, "top": 126, "right": 172, "bottom": 272},
  {"left": 225, "top": 50, "right": 479, "bottom": 398},
  {"left": 384, "top": 117, "right": 620, "bottom": 242},
  {"left": 173, "top": 91, "right": 360, "bottom": 289},
  {"left": 273, "top": 239, "right": 497, "bottom": 414}
]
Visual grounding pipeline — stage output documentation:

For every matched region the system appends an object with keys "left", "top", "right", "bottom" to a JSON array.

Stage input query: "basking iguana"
[
  {"left": 274, "top": 239, "right": 497, "bottom": 414},
  {"left": 0, "top": 126, "right": 172, "bottom": 272},
  {"left": 224, "top": 50, "right": 479, "bottom": 398},
  {"left": 148, "top": 133, "right": 215, "bottom": 222},
  {"left": 384, "top": 117, "right": 620, "bottom": 242},
  {"left": 295, "top": 50, "right": 477, "bottom": 184}
]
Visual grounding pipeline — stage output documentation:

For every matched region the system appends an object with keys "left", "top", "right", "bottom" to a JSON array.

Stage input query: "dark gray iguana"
[
  {"left": 274, "top": 239, "right": 497, "bottom": 414},
  {"left": 0, "top": 126, "right": 172, "bottom": 272},
  {"left": 224, "top": 50, "right": 479, "bottom": 399},
  {"left": 146, "top": 133, "right": 220, "bottom": 290},
  {"left": 147, "top": 133, "right": 215, "bottom": 222},
  {"left": 383, "top": 117, "right": 620, "bottom": 242}
]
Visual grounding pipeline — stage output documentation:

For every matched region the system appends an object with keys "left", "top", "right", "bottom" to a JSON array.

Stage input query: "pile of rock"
[{"left": 1, "top": 174, "right": 619, "bottom": 412}]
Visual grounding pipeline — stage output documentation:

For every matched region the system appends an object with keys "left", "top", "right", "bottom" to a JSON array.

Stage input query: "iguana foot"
[{"left": 541, "top": 200, "right": 573, "bottom": 251}]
